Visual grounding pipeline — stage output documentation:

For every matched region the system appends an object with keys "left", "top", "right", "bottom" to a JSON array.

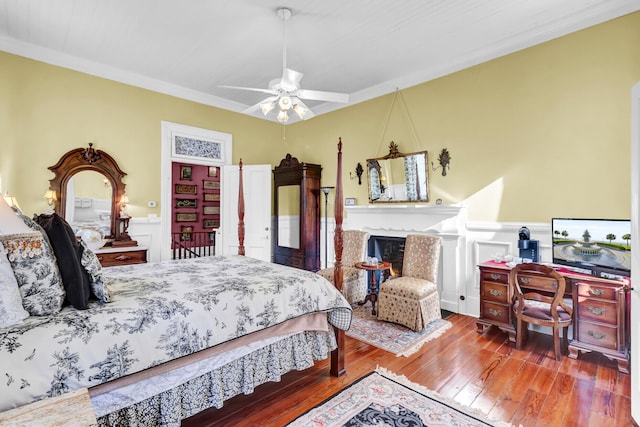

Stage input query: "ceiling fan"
[{"left": 220, "top": 7, "right": 349, "bottom": 123}]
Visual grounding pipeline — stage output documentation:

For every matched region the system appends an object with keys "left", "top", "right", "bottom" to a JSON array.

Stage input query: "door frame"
[
  {"left": 631, "top": 80, "right": 639, "bottom": 423},
  {"left": 160, "top": 121, "right": 232, "bottom": 261}
]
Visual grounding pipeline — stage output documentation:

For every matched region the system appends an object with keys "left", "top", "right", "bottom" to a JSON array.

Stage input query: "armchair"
[{"left": 317, "top": 230, "right": 369, "bottom": 304}]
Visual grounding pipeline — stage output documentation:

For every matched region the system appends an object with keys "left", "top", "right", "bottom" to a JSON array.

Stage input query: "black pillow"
[{"left": 34, "top": 213, "right": 91, "bottom": 310}]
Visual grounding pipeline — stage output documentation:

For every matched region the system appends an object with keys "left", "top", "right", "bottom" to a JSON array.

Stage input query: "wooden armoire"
[{"left": 273, "top": 154, "right": 321, "bottom": 271}]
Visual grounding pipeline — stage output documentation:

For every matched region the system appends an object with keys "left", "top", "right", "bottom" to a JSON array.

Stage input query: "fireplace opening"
[{"left": 368, "top": 236, "right": 406, "bottom": 282}]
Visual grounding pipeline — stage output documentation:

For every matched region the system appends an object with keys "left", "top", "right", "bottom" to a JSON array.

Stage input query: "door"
[{"left": 221, "top": 164, "right": 271, "bottom": 261}]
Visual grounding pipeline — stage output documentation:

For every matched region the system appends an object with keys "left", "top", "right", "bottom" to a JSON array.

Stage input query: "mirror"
[
  {"left": 367, "top": 141, "right": 429, "bottom": 203},
  {"left": 48, "top": 144, "right": 127, "bottom": 243},
  {"left": 276, "top": 185, "right": 300, "bottom": 249},
  {"left": 65, "top": 171, "right": 113, "bottom": 240}
]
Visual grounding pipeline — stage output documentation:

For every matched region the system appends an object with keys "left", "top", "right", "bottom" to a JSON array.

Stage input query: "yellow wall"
[{"left": 1, "top": 12, "right": 639, "bottom": 223}]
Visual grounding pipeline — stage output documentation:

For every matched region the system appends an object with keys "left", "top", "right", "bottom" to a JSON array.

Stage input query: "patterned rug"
[
  {"left": 345, "top": 304, "right": 452, "bottom": 357},
  {"left": 287, "top": 367, "right": 510, "bottom": 427}
]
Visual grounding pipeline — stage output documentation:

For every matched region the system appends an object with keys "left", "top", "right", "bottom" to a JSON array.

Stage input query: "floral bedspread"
[{"left": 0, "top": 255, "right": 352, "bottom": 411}]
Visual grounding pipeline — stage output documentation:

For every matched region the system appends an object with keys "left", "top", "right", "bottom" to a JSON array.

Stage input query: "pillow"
[
  {"left": 0, "top": 232, "right": 65, "bottom": 316},
  {"left": 0, "top": 250, "right": 29, "bottom": 327},
  {"left": 34, "top": 214, "right": 92, "bottom": 310},
  {"left": 78, "top": 239, "right": 110, "bottom": 304}
]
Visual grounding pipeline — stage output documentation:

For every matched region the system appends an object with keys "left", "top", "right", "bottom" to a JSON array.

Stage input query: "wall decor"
[
  {"left": 180, "top": 165, "right": 192, "bottom": 180},
  {"left": 203, "top": 193, "right": 220, "bottom": 202},
  {"left": 176, "top": 212, "right": 197, "bottom": 222},
  {"left": 203, "top": 180, "right": 220, "bottom": 190},
  {"left": 175, "top": 198, "right": 197, "bottom": 208},
  {"left": 203, "top": 219, "right": 220, "bottom": 228},
  {"left": 203, "top": 206, "right": 220, "bottom": 215},
  {"left": 175, "top": 184, "right": 197, "bottom": 195},
  {"left": 180, "top": 226, "right": 193, "bottom": 240},
  {"left": 431, "top": 148, "right": 451, "bottom": 176},
  {"left": 208, "top": 166, "right": 218, "bottom": 177}
]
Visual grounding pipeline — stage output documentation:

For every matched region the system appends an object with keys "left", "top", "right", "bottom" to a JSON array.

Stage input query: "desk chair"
[
  {"left": 510, "top": 263, "right": 573, "bottom": 360},
  {"left": 377, "top": 234, "right": 443, "bottom": 331},
  {"left": 316, "top": 230, "right": 370, "bottom": 304}
]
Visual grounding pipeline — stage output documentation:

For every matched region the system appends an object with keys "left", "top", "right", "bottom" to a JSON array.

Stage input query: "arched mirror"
[
  {"left": 48, "top": 144, "right": 127, "bottom": 243},
  {"left": 367, "top": 141, "right": 429, "bottom": 203}
]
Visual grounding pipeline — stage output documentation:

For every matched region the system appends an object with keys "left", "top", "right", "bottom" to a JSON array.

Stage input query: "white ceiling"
[{"left": 1, "top": 0, "right": 638, "bottom": 124}]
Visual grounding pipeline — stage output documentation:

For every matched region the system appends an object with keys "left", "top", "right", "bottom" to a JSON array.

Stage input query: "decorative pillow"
[
  {"left": 0, "top": 250, "right": 29, "bottom": 327},
  {"left": 0, "top": 232, "right": 65, "bottom": 316},
  {"left": 34, "top": 213, "right": 92, "bottom": 310},
  {"left": 78, "top": 239, "right": 110, "bottom": 304}
]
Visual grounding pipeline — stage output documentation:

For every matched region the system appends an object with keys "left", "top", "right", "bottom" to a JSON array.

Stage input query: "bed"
[{"left": 0, "top": 139, "right": 349, "bottom": 426}]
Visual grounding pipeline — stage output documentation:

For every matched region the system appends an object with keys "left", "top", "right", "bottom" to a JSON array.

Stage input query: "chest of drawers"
[{"left": 94, "top": 247, "right": 148, "bottom": 267}]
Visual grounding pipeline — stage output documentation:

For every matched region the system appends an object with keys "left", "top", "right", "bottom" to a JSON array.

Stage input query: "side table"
[{"left": 355, "top": 261, "right": 392, "bottom": 315}]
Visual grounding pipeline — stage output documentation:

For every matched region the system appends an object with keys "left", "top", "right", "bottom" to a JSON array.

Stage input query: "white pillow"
[{"left": 0, "top": 251, "right": 29, "bottom": 328}]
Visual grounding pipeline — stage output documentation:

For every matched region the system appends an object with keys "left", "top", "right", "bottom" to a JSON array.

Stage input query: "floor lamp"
[{"left": 320, "top": 186, "right": 334, "bottom": 269}]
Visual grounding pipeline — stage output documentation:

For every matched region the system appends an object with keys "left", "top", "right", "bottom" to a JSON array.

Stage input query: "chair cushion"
[
  {"left": 316, "top": 267, "right": 362, "bottom": 284},
  {"left": 379, "top": 277, "right": 437, "bottom": 299},
  {"left": 514, "top": 299, "right": 571, "bottom": 322}
]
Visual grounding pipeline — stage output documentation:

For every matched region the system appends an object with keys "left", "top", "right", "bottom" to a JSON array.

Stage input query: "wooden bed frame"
[{"left": 236, "top": 138, "right": 346, "bottom": 377}]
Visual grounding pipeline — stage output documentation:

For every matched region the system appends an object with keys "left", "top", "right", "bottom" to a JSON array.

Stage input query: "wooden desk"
[
  {"left": 477, "top": 261, "right": 630, "bottom": 373},
  {"left": 355, "top": 261, "right": 392, "bottom": 315}
]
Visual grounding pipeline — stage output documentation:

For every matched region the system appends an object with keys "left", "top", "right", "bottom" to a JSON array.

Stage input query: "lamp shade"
[
  {"left": 2, "top": 194, "right": 21, "bottom": 211},
  {"left": 0, "top": 195, "right": 31, "bottom": 235},
  {"left": 44, "top": 190, "right": 57, "bottom": 201}
]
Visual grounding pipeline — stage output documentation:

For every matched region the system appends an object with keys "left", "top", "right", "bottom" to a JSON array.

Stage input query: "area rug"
[
  {"left": 345, "top": 304, "right": 452, "bottom": 357},
  {"left": 287, "top": 367, "right": 510, "bottom": 427}
]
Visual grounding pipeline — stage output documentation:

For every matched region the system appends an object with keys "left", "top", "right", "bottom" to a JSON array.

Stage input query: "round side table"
[{"left": 354, "top": 261, "right": 392, "bottom": 315}]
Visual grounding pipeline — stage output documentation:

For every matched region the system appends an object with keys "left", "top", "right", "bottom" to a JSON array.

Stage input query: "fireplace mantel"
[
  {"left": 344, "top": 204, "right": 467, "bottom": 313},
  {"left": 345, "top": 204, "right": 466, "bottom": 235}
]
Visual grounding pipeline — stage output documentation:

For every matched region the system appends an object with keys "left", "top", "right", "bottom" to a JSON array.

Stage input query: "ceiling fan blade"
[
  {"left": 280, "top": 68, "right": 304, "bottom": 92},
  {"left": 219, "top": 85, "right": 277, "bottom": 95},
  {"left": 243, "top": 96, "right": 278, "bottom": 115},
  {"left": 296, "top": 89, "right": 349, "bottom": 103}
]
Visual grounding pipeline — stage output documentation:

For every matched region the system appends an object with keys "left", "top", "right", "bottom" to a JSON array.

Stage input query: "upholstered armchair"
[
  {"left": 316, "top": 230, "right": 370, "bottom": 304},
  {"left": 377, "top": 234, "right": 443, "bottom": 331}
]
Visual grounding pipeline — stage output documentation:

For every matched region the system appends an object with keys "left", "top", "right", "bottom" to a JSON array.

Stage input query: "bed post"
[
  {"left": 331, "top": 138, "right": 346, "bottom": 377},
  {"left": 238, "top": 159, "right": 245, "bottom": 256}
]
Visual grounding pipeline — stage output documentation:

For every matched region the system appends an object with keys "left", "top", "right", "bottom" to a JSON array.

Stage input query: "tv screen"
[{"left": 552, "top": 218, "right": 631, "bottom": 277}]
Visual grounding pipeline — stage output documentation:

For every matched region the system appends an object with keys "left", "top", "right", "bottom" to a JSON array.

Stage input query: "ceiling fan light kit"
[{"left": 221, "top": 7, "right": 348, "bottom": 123}]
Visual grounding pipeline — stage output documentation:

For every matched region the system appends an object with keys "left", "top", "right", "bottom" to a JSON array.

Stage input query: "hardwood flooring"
[{"left": 183, "top": 313, "right": 636, "bottom": 427}]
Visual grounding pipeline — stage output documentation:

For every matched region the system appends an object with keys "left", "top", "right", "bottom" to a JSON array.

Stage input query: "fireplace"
[
  {"left": 369, "top": 235, "right": 405, "bottom": 280},
  {"left": 345, "top": 204, "right": 467, "bottom": 313}
]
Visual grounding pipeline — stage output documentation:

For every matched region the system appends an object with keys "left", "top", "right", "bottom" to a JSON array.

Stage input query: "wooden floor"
[{"left": 183, "top": 313, "right": 636, "bottom": 427}]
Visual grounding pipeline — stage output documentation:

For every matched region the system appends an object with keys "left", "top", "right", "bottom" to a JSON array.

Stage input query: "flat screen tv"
[{"left": 552, "top": 218, "right": 631, "bottom": 277}]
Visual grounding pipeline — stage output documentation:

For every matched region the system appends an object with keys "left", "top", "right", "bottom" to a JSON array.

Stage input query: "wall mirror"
[
  {"left": 367, "top": 141, "right": 429, "bottom": 203},
  {"left": 48, "top": 144, "right": 127, "bottom": 242},
  {"left": 276, "top": 185, "right": 300, "bottom": 249}
]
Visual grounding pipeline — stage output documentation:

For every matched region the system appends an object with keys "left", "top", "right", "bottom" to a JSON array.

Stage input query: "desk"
[
  {"left": 355, "top": 261, "right": 392, "bottom": 315},
  {"left": 477, "top": 261, "right": 630, "bottom": 373}
]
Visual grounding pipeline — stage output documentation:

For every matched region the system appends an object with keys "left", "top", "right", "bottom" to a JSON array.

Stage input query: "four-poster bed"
[{"left": 0, "top": 139, "right": 348, "bottom": 426}]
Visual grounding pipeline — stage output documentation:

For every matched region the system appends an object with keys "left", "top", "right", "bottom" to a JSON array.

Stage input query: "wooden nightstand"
[{"left": 94, "top": 246, "right": 147, "bottom": 267}]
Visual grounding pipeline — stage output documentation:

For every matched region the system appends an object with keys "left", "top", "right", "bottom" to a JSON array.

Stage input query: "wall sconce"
[
  {"left": 43, "top": 190, "right": 57, "bottom": 214},
  {"left": 431, "top": 148, "right": 451, "bottom": 176},
  {"left": 349, "top": 162, "right": 364, "bottom": 185},
  {"left": 119, "top": 194, "right": 130, "bottom": 218}
]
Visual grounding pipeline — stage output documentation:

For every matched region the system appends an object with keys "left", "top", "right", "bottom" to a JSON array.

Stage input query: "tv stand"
[{"left": 477, "top": 261, "right": 630, "bottom": 373}]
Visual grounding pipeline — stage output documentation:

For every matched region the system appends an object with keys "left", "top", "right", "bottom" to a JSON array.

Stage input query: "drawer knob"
[
  {"left": 589, "top": 288, "right": 605, "bottom": 296},
  {"left": 488, "top": 308, "right": 502, "bottom": 317},
  {"left": 115, "top": 255, "right": 132, "bottom": 261},
  {"left": 588, "top": 330, "right": 606, "bottom": 340},
  {"left": 587, "top": 306, "right": 606, "bottom": 316},
  {"left": 488, "top": 289, "right": 503, "bottom": 297},
  {"left": 490, "top": 274, "right": 501, "bottom": 281},
  {"left": 519, "top": 278, "right": 531, "bottom": 285}
]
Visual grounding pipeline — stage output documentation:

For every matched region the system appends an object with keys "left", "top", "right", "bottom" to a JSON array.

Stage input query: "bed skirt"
[{"left": 96, "top": 329, "right": 337, "bottom": 427}]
